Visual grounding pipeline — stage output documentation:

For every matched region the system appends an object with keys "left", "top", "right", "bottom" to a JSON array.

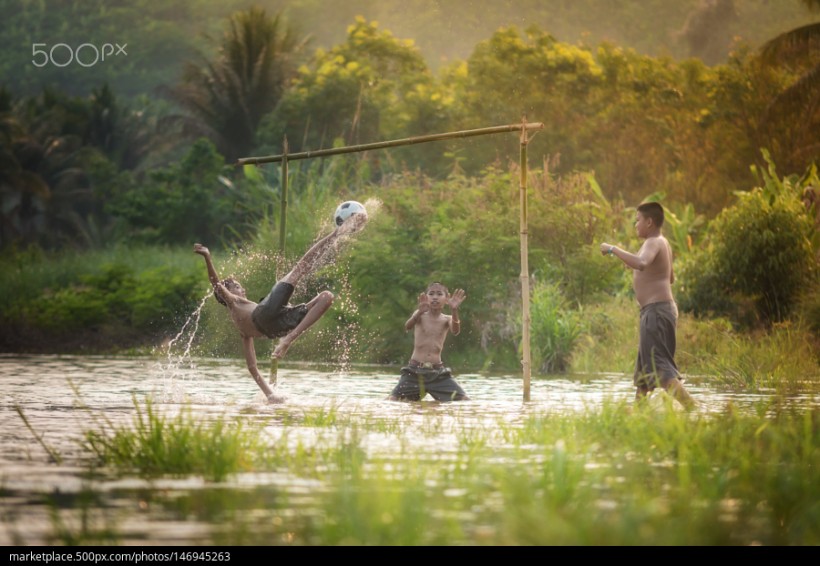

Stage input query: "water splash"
[
  {"left": 325, "top": 198, "right": 381, "bottom": 374},
  {"left": 158, "top": 290, "right": 212, "bottom": 381},
  {"left": 362, "top": 197, "right": 382, "bottom": 218},
  {"left": 331, "top": 269, "right": 359, "bottom": 375},
  {"left": 303, "top": 197, "right": 382, "bottom": 278}
]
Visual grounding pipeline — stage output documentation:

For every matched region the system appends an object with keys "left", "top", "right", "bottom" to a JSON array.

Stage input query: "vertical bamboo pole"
[
  {"left": 519, "top": 121, "right": 532, "bottom": 402},
  {"left": 270, "top": 136, "right": 289, "bottom": 384},
  {"left": 279, "top": 136, "right": 289, "bottom": 255}
]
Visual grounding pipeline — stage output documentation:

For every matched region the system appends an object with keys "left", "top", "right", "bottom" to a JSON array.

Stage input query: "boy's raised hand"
[
  {"left": 193, "top": 243, "right": 210, "bottom": 257},
  {"left": 417, "top": 292, "right": 431, "bottom": 314},
  {"left": 448, "top": 288, "right": 466, "bottom": 310}
]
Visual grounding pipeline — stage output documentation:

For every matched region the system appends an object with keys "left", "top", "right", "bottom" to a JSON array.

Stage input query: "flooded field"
[{"left": 1, "top": 354, "right": 817, "bottom": 545}]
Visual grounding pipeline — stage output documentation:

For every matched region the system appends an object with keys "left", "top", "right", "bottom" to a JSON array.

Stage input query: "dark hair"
[
  {"left": 637, "top": 202, "right": 665, "bottom": 227},
  {"left": 213, "top": 277, "right": 237, "bottom": 306},
  {"left": 427, "top": 281, "right": 449, "bottom": 293}
]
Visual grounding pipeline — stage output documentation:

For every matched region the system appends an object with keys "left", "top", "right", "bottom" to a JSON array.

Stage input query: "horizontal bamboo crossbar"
[{"left": 236, "top": 122, "right": 544, "bottom": 166}]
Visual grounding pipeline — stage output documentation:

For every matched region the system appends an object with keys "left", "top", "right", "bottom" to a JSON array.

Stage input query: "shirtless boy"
[
  {"left": 600, "top": 202, "right": 695, "bottom": 410},
  {"left": 388, "top": 283, "right": 470, "bottom": 401},
  {"left": 194, "top": 213, "right": 366, "bottom": 403}
]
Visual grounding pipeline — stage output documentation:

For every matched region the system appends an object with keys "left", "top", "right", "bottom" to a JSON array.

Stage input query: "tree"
[
  {"left": 758, "top": 0, "right": 820, "bottom": 174},
  {"left": 0, "top": 88, "right": 101, "bottom": 249},
  {"left": 677, "top": 0, "right": 738, "bottom": 65},
  {"left": 168, "top": 7, "right": 309, "bottom": 162},
  {"left": 678, "top": 154, "right": 818, "bottom": 326},
  {"left": 257, "top": 16, "right": 450, "bottom": 174},
  {"left": 262, "top": 18, "right": 444, "bottom": 146},
  {"left": 106, "top": 139, "right": 234, "bottom": 245}
]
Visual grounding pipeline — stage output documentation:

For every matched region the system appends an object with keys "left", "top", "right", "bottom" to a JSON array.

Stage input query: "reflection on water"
[{"left": 0, "top": 354, "right": 816, "bottom": 545}]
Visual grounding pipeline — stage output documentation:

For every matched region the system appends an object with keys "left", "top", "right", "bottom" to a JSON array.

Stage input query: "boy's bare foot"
[
  {"left": 267, "top": 391, "right": 285, "bottom": 404},
  {"left": 337, "top": 212, "right": 368, "bottom": 235},
  {"left": 272, "top": 340, "right": 291, "bottom": 359}
]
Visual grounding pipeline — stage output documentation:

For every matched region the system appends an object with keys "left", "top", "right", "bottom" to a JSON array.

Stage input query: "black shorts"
[
  {"left": 251, "top": 282, "right": 308, "bottom": 339},
  {"left": 389, "top": 365, "right": 469, "bottom": 401}
]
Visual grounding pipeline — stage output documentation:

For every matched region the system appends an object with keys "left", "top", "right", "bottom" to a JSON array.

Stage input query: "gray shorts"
[
  {"left": 390, "top": 364, "right": 469, "bottom": 401},
  {"left": 251, "top": 282, "right": 308, "bottom": 339},
  {"left": 634, "top": 301, "right": 680, "bottom": 390}
]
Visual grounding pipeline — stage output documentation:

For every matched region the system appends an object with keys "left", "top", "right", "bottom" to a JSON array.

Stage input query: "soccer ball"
[{"left": 334, "top": 200, "right": 367, "bottom": 226}]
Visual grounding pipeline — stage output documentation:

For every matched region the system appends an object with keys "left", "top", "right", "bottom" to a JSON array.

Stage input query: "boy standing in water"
[
  {"left": 388, "top": 282, "right": 470, "bottom": 401},
  {"left": 600, "top": 201, "right": 695, "bottom": 410},
  {"left": 194, "top": 214, "right": 366, "bottom": 403}
]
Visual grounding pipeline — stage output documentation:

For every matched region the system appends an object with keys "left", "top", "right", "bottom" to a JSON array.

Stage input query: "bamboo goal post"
[{"left": 237, "top": 121, "right": 544, "bottom": 400}]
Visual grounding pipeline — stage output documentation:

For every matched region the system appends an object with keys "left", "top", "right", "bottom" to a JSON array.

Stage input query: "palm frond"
[
  {"left": 761, "top": 22, "right": 820, "bottom": 65},
  {"left": 166, "top": 8, "right": 308, "bottom": 161},
  {"left": 762, "top": 62, "right": 820, "bottom": 122}
]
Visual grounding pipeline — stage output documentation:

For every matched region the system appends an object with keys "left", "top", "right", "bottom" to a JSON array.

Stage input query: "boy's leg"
[
  {"left": 279, "top": 231, "right": 340, "bottom": 287},
  {"left": 273, "top": 291, "right": 334, "bottom": 359},
  {"left": 280, "top": 215, "right": 366, "bottom": 287},
  {"left": 387, "top": 369, "right": 423, "bottom": 401},
  {"left": 427, "top": 373, "right": 470, "bottom": 401},
  {"left": 664, "top": 378, "right": 696, "bottom": 411}
]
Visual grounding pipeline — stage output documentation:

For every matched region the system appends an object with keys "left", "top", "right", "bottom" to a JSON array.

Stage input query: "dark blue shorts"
[{"left": 251, "top": 282, "right": 308, "bottom": 339}]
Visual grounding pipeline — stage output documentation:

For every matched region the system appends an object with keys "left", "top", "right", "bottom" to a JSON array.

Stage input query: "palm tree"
[
  {"left": 758, "top": 0, "right": 820, "bottom": 172},
  {"left": 168, "top": 7, "right": 309, "bottom": 162},
  {"left": 0, "top": 96, "right": 50, "bottom": 248},
  {"left": 0, "top": 87, "right": 97, "bottom": 249}
]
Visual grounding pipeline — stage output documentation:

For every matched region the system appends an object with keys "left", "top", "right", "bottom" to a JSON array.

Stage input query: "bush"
[
  {"left": 678, "top": 186, "right": 816, "bottom": 327},
  {"left": 527, "top": 280, "right": 584, "bottom": 374},
  {"left": 0, "top": 247, "right": 202, "bottom": 351},
  {"left": 106, "top": 139, "right": 250, "bottom": 246}
]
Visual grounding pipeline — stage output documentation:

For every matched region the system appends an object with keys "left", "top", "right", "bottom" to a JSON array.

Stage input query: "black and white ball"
[{"left": 334, "top": 200, "right": 367, "bottom": 226}]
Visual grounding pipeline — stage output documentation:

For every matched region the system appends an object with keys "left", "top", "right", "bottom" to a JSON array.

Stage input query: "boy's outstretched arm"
[
  {"left": 241, "top": 336, "right": 279, "bottom": 402},
  {"left": 213, "top": 280, "right": 238, "bottom": 306},
  {"left": 599, "top": 240, "right": 661, "bottom": 271},
  {"left": 193, "top": 243, "right": 221, "bottom": 286}
]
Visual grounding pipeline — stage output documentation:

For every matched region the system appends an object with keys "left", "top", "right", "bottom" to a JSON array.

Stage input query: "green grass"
[
  {"left": 0, "top": 245, "right": 200, "bottom": 312},
  {"left": 74, "top": 396, "right": 820, "bottom": 545},
  {"left": 81, "top": 397, "right": 266, "bottom": 482},
  {"left": 570, "top": 296, "right": 820, "bottom": 393},
  {"left": 568, "top": 295, "right": 638, "bottom": 375},
  {"left": 678, "top": 318, "right": 820, "bottom": 393}
]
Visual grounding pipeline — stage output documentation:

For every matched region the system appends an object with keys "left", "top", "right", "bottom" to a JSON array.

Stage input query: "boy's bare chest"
[
  {"left": 229, "top": 301, "right": 261, "bottom": 334},
  {"left": 417, "top": 314, "right": 449, "bottom": 335}
]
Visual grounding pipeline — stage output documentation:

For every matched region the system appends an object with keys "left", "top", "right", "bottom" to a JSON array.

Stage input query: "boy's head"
[
  {"left": 636, "top": 202, "right": 665, "bottom": 227},
  {"left": 425, "top": 282, "right": 449, "bottom": 307},
  {"left": 215, "top": 277, "right": 245, "bottom": 306}
]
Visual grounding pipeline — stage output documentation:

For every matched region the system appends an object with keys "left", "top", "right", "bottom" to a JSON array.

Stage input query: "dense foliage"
[
  {"left": 677, "top": 155, "right": 820, "bottom": 327},
  {"left": 4, "top": 5, "right": 817, "bottom": 254},
  {"left": 3, "top": 1, "right": 815, "bottom": 96},
  {"left": 0, "top": 246, "right": 202, "bottom": 352},
  {"left": 1, "top": 2, "right": 818, "bottom": 371}
]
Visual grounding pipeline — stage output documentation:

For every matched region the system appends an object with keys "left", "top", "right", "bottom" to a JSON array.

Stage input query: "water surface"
[{"left": 0, "top": 354, "right": 815, "bottom": 545}]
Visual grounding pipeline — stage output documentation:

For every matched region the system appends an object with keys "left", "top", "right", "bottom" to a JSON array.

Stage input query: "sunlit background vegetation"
[{"left": 1, "top": 0, "right": 819, "bottom": 381}]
